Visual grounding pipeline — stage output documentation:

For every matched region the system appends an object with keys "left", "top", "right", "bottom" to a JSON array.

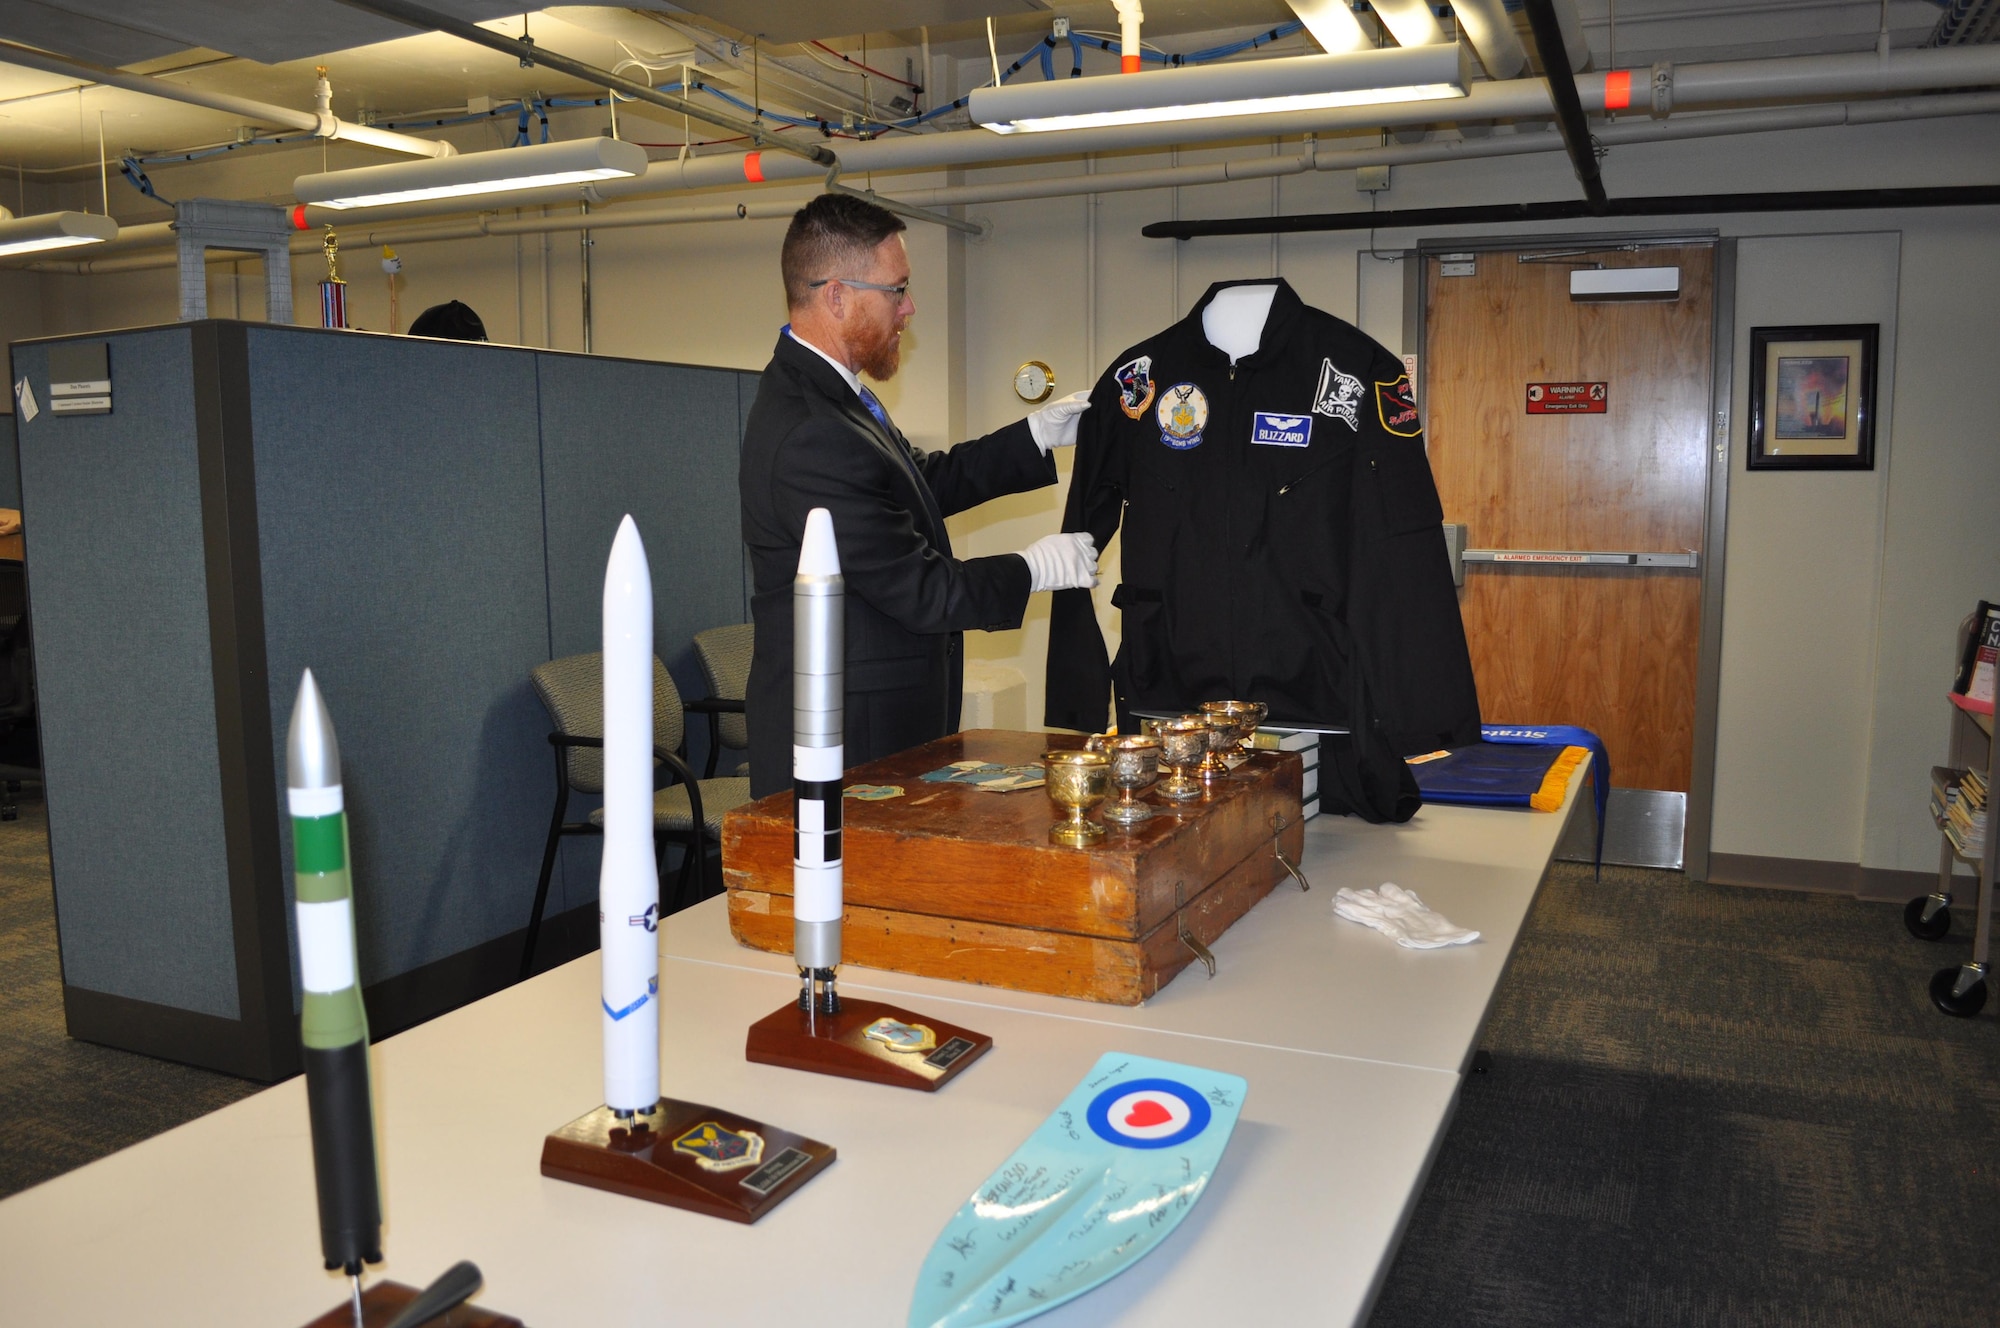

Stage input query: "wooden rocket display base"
[
  {"left": 299, "top": 1281, "right": 522, "bottom": 1327},
  {"left": 745, "top": 994, "right": 991, "bottom": 1091},
  {"left": 540, "top": 1099, "right": 834, "bottom": 1224}
]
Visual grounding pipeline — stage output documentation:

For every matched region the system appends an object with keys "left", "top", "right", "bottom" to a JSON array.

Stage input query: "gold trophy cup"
[
  {"left": 1198, "top": 701, "right": 1260, "bottom": 781},
  {"left": 1043, "top": 749, "right": 1111, "bottom": 846},
  {"left": 1155, "top": 716, "right": 1208, "bottom": 802}
]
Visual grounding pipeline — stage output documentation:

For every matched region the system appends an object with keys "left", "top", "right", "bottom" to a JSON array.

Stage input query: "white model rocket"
[
  {"left": 600, "top": 515, "right": 660, "bottom": 1116},
  {"left": 793, "top": 508, "right": 844, "bottom": 1014}
]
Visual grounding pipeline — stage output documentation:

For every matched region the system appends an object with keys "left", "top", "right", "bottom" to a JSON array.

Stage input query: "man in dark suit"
[{"left": 741, "top": 195, "right": 1097, "bottom": 798}]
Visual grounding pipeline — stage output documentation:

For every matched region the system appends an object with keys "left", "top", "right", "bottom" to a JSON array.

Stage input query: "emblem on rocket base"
[
  {"left": 792, "top": 507, "right": 845, "bottom": 1017},
  {"left": 744, "top": 509, "right": 995, "bottom": 1092}
]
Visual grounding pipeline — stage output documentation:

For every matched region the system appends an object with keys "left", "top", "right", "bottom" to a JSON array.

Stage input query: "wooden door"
[{"left": 1424, "top": 244, "right": 1714, "bottom": 792}]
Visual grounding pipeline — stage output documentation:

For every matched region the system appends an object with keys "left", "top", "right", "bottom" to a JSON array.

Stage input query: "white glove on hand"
[
  {"left": 1027, "top": 390, "right": 1093, "bottom": 453},
  {"left": 1017, "top": 531, "right": 1098, "bottom": 593}
]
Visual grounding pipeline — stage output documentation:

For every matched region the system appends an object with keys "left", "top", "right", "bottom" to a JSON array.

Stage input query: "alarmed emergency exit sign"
[{"left": 1526, "top": 381, "right": 1608, "bottom": 414}]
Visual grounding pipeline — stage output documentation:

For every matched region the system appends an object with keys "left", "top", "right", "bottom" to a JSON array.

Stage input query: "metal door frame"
[{"left": 1404, "top": 231, "right": 1735, "bottom": 876}]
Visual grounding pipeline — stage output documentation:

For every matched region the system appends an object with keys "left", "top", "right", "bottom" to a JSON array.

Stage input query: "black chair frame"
[
  {"left": 521, "top": 733, "right": 710, "bottom": 980},
  {"left": 684, "top": 695, "right": 746, "bottom": 778}
]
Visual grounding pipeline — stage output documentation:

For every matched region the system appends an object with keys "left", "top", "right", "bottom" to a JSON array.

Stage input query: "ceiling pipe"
[
  {"left": 1522, "top": 0, "right": 1607, "bottom": 212},
  {"left": 325, "top": 0, "right": 832, "bottom": 165},
  {"left": 0, "top": 38, "right": 452, "bottom": 159},
  {"left": 288, "top": 41, "right": 2000, "bottom": 228},
  {"left": 1450, "top": 0, "right": 1530, "bottom": 80},
  {"left": 29, "top": 90, "right": 2000, "bottom": 275},
  {"left": 1549, "top": 0, "right": 1593, "bottom": 72}
]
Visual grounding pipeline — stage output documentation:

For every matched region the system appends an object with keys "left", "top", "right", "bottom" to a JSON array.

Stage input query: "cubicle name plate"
[
  {"left": 541, "top": 1098, "right": 834, "bottom": 1223},
  {"left": 299, "top": 1281, "right": 524, "bottom": 1328},
  {"left": 746, "top": 994, "right": 992, "bottom": 1092},
  {"left": 44, "top": 342, "right": 111, "bottom": 416}
]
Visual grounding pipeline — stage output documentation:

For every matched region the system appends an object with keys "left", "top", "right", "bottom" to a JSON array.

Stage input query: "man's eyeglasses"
[{"left": 808, "top": 276, "right": 910, "bottom": 298}]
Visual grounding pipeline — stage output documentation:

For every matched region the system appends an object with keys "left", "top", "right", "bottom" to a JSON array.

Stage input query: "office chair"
[
  {"left": 690, "top": 622, "right": 752, "bottom": 779},
  {"left": 522, "top": 651, "right": 752, "bottom": 979}
]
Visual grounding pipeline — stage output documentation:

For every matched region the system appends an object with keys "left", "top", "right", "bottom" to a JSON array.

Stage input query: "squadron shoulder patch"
[
  {"left": 1313, "top": 359, "right": 1363, "bottom": 431},
  {"left": 1156, "top": 382, "right": 1208, "bottom": 450},
  {"left": 1114, "top": 355, "right": 1155, "bottom": 419},
  {"left": 1376, "top": 374, "right": 1421, "bottom": 437}
]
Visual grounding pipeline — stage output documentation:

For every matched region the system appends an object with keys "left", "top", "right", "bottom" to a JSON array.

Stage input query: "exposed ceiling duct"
[{"left": 1450, "top": 0, "right": 1530, "bottom": 80}]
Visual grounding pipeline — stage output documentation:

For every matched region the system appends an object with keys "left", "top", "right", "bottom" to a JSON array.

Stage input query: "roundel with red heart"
[{"left": 1085, "top": 1078, "right": 1213, "bottom": 1150}]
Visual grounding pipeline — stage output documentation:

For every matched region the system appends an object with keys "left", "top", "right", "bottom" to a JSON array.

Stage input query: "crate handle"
[
  {"left": 1174, "top": 879, "right": 1217, "bottom": 979},
  {"left": 1271, "top": 812, "right": 1311, "bottom": 892}
]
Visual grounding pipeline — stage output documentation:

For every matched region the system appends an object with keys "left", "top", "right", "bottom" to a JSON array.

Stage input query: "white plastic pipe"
[
  {"left": 1451, "top": 0, "right": 1529, "bottom": 80},
  {"left": 1115, "top": 0, "right": 1145, "bottom": 73},
  {"left": 0, "top": 38, "right": 452, "bottom": 159}
]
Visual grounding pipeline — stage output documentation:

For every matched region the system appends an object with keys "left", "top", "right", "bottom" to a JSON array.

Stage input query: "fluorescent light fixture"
[
  {"left": 294, "top": 137, "right": 649, "bottom": 211},
  {"left": 1285, "top": 0, "right": 1370, "bottom": 53},
  {"left": 0, "top": 210, "right": 119, "bottom": 258},
  {"left": 1570, "top": 267, "right": 1682, "bottom": 301},
  {"left": 972, "top": 45, "right": 1466, "bottom": 135}
]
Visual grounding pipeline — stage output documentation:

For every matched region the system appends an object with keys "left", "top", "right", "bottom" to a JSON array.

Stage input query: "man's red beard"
[{"left": 857, "top": 323, "right": 904, "bottom": 381}]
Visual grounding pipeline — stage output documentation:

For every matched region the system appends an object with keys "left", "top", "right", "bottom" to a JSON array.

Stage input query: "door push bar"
[{"left": 1459, "top": 549, "right": 1700, "bottom": 568}]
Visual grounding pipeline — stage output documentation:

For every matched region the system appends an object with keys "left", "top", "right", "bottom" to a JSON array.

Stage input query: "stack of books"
[
  {"left": 1935, "top": 764, "right": 1987, "bottom": 859},
  {"left": 1251, "top": 727, "right": 1322, "bottom": 820}
]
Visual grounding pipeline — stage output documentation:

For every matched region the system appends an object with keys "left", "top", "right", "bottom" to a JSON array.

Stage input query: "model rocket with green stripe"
[{"left": 288, "top": 668, "right": 382, "bottom": 1274}]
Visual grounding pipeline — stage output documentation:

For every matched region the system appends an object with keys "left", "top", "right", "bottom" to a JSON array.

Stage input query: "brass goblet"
[
  {"left": 1043, "top": 749, "right": 1110, "bottom": 846},
  {"left": 1155, "top": 715, "right": 1208, "bottom": 802},
  {"left": 1232, "top": 701, "right": 1270, "bottom": 768},
  {"left": 1096, "top": 734, "right": 1161, "bottom": 825},
  {"left": 1198, "top": 701, "right": 1259, "bottom": 780}
]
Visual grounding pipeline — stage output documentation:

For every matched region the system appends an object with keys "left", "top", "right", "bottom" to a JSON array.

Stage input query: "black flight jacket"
[{"left": 1044, "top": 279, "right": 1482, "bottom": 761}]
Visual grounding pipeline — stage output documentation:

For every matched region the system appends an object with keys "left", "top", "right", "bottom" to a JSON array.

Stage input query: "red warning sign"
[{"left": 1526, "top": 381, "right": 1608, "bottom": 414}]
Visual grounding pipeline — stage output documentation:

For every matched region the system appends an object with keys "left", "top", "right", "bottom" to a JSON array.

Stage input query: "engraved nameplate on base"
[{"left": 540, "top": 1098, "right": 834, "bottom": 1223}]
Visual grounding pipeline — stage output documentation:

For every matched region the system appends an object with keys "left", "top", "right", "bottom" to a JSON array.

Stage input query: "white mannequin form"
[{"left": 1202, "top": 283, "right": 1280, "bottom": 362}]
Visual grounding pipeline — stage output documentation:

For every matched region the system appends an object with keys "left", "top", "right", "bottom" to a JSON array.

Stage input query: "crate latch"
[{"left": 1175, "top": 879, "right": 1217, "bottom": 979}]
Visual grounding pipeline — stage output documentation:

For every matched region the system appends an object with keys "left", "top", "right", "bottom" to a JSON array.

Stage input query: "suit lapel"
[{"left": 777, "top": 336, "right": 951, "bottom": 550}]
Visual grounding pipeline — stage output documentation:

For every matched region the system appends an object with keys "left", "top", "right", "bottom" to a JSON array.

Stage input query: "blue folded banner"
[{"left": 1478, "top": 724, "right": 1609, "bottom": 869}]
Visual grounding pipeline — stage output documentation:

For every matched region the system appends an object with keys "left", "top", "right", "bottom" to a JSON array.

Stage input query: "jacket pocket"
[
  {"left": 1365, "top": 441, "right": 1445, "bottom": 535},
  {"left": 1111, "top": 584, "right": 1170, "bottom": 698}
]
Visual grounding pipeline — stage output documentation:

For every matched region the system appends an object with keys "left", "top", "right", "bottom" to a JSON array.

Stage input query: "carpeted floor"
[
  {"left": 0, "top": 794, "right": 257, "bottom": 1199},
  {"left": 2, "top": 800, "right": 1996, "bottom": 1322},
  {"left": 1370, "top": 861, "right": 2000, "bottom": 1328}
]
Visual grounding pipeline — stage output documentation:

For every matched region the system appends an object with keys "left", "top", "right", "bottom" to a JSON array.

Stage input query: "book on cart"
[
  {"left": 1943, "top": 766, "right": 1987, "bottom": 857},
  {"left": 1950, "top": 600, "right": 2000, "bottom": 715}
]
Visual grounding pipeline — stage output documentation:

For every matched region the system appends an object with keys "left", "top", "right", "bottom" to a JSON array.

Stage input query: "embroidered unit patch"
[
  {"left": 1313, "top": 359, "right": 1363, "bottom": 430},
  {"left": 1114, "top": 355, "right": 1155, "bottom": 419},
  {"left": 1156, "top": 382, "right": 1208, "bottom": 449}
]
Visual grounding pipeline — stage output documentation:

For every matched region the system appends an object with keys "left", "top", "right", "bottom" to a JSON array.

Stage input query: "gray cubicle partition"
[{"left": 8, "top": 321, "right": 754, "bottom": 1079}]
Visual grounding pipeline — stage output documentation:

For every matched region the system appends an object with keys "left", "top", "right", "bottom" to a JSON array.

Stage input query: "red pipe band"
[
  {"left": 1603, "top": 70, "right": 1632, "bottom": 111},
  {"left": 291, "top": 204, "right": 310, "bottom": 230},
  {"left": 1121, "top": 54, "right": 1141, "bottom": 74},
  {"left": 743, "top": 152, "right": 765, "bottom": 183}
]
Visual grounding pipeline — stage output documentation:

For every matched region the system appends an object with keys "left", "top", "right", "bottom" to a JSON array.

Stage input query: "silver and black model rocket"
[
  {"left": 792, "top": 507, "right": 844, "bottom": 1015},
  {"left": 286, "top": 670, "right": 382, "bottom": 1311}
]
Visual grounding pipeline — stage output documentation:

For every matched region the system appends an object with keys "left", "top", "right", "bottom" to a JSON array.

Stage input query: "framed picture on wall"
[{"left": 1747, "top": 323, "right": 1878, "bottom": 470}]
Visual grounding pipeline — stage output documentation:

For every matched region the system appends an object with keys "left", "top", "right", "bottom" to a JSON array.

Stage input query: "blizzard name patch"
[{"left": 1251, "top": 412, "right": 1312, "bottom": 447}]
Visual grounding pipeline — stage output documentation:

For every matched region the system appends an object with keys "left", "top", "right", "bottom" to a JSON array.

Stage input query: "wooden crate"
[{"left": 722, "top": 730, "right": 1304, "bottom": 1005}]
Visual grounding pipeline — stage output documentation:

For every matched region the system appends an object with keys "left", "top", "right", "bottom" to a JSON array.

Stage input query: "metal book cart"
[{"left": 1904, "top": 612, "right": 1995, "bottom": 1017}]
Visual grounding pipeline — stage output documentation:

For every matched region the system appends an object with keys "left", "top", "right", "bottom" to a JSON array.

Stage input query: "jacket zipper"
[{"left": 1277, "top": 455, "right": 1338, "bottom": 496}]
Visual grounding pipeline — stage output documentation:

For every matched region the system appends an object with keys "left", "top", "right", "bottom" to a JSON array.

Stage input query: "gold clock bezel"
[{"left": 1013, "top": 360, "right": 1055, "bottom": 404}]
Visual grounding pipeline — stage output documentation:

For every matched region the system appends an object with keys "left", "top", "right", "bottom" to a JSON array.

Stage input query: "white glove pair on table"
[
  {"left": 1333, "top": 883, "right": 1481, "bottom": 949},
  {"left": 1018, "top": 391, "right": 1098, "bottom": 592}
]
